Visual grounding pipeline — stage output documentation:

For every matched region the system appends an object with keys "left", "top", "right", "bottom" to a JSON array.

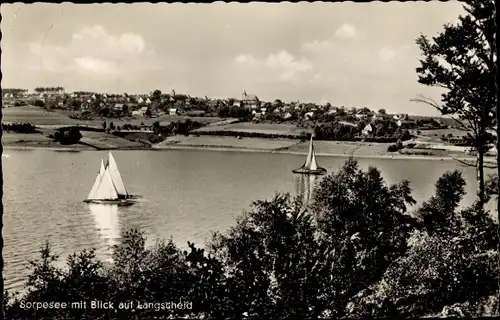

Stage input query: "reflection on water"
[
  {"left": 88, "top": 204, "right": 121, "bottom": 261},
  {"left": 294, "top": 174, "right": 319, "bottom": 205}
]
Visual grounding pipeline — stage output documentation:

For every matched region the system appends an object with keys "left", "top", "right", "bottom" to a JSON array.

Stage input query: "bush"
[
  {"left": 52, "top": 127, "right": 83, "bottom": 145},
  {"left": 387, "top": 144, "right": 399, "bottom": 152},
  {"left": 2, "top": 123, "right": 38, "bottom": 133}
]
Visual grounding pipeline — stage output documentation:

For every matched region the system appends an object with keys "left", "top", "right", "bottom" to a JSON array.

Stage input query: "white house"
[
  {"left": 362, "top": 124, "right": 373, "bottom": 135},
  {"left": 145, "top": 98, "right": 152, "bottom": 105},
  {"left": 283, "top": 112, "right": 293, "bottom": 120},
  {"left": 132, "top": 110, "right": 142, "bottom": 116},
  {"left": 138, "top": 97, "right": 144, "bottom": 104},
  {"left": 114, "top": 103, "right": 124, "bottom": 111},
  {"left": 241, "top": 91, "right": 259, "bottom": 109},
  {"left": 169, "top": 108, "right": 179, "bottom": 115},
  {"left": 305, "top": 112, "right": 315, "bottom": 120},
  {"left": 252, "top": 112, "right": 263, "bottom": 120}
]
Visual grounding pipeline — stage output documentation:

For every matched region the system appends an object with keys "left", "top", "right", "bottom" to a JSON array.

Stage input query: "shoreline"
[{"left": 3, "top": 140, "right": 493, "bottom": 163}]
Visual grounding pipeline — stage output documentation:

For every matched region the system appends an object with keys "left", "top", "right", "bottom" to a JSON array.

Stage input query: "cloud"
[
  {"left": 235, "top": 54, "right": 258, "bottom": 65},
  {"left": 335, "top": 23, "right": 357, "bottom": 39},
  {"left": 28, "top": 25, "right": 150, "bottom": 76},
  {"left": 235, "top": 50, "right": 313, "bottom": 82},
  {"left": 378, "top": 47, "right": 397, "bottom": 61},
  {"left": 264, "top": 51, "right": 313, "bottom": 81},
  {"left": 74, "top": 57, "right": 118, "bottom": 75}
]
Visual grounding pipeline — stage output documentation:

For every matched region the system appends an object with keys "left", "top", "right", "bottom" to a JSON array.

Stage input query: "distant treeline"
[
  {"left": 315, "top": 120, "right": 413, "bottom": 142},
  {"left": 34, "top": 87, "right": 65, "bottom": 93},
  {"left": 195, "top": 129, "right": 412, "bottom": 143},
  {"left": 152, "top": 119, "right": 204, "bottom": 136},
  {"left": 3, "top": 88, "right": 28, "bottom": 95},
  {"left": 195, "top": 130, "right": 306, "bottom": 140},
  {"left": 2, "top": 123, "right": 38, "bottom": 133}
]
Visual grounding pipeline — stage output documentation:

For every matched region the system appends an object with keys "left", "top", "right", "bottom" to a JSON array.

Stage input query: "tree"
[
  {"left": 311, "top": 159, "right": 418, "bottom": 318},
  {"left": 348, "top": 171, "right": 498, "bottom": 318},
  {"left": 122, "top": 104, "right": 129, "bottom": 116},
  {"left": 152, "top": 89, "right": 162, "bottom": 103},
  {"left": 378, "top": 108, "right": 386, "bottom": 115},
  {"left": 413, "top": 0, "right": 497, "bottom": 205},
  {"left": 52, "top": 127, "right": 82, "bottom": 145}
]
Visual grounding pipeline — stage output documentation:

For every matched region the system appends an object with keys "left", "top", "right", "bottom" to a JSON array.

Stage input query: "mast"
[{"left": 107, "top": 152, "right": 128, "bottom": 197}]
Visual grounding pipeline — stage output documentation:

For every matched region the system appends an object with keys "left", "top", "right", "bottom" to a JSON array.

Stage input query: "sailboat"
[
  {"left": 84, "top": 152, "right": 136, "bottom": 206},
  {"left": 292, "top": 135, "right": 327, "bottom": 175}
]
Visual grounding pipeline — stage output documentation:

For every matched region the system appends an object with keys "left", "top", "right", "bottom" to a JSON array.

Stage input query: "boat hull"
[
  {"left": 84, "top": 199, "right": 136, "bottom": 206},
  {"left": 127, "top": 194, "right": 142, "bottom": 199},
  {"left": 292, "top": 167, "right": 327, "bottom": 175}
]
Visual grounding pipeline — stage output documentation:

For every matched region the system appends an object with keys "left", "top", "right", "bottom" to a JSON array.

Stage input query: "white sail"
[
  {"left": 310, "top": 148, "right": 319, "bottom": 171},
  {"left": 92, "top": 167, "right": 119, "bottom": 200},
  {"left": 87, "top": 160, "right": 106, "bottom": 200},
  {"left": 303, "top": 136, "right": 314, "bottom": 168},
  {"left": 107, "top": 152, "right": 128, "bottom": 197}
]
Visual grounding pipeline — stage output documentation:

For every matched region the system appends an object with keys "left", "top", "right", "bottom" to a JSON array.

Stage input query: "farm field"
[
  {"left": 192, "top": 122, "right": 312, "bottom": 136},
  {"left": 154, "top": 135, "right": 300, "bottom": 150},
  {"left": 2, "top": 106, "right": 223, "bottom": 127},
  {"left": 286, "top": 140, "right": 392, "bottom": 157}
]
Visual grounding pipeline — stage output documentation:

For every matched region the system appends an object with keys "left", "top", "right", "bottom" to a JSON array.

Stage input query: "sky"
[{"left": 1, "top": 1, "right": 466, "bottom": 116}]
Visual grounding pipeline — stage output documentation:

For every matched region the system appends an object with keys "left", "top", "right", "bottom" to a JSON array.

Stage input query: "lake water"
[{"left": 2, "top": 148, "right": 493, "bottom": 292}]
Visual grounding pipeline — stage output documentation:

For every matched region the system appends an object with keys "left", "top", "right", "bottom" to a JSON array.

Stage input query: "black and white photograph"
[{"left": 0, "top": 1, "right": 498, "bottom": 318}]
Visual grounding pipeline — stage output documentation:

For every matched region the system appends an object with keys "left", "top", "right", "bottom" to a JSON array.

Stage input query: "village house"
[
  {"left": 241, "top": 91, "right": 259, "bottom": 109},
  {"left": 252, "top": 111, "right": 263, "bottom": 120},
  {"left": 283, "top": 112, "right": 293, "bottom": 120},
  {"left": 169, "top": 108, "right": 179, "bottom": 115},
  {"left": 207, "top": 100, "right": 219, "bottom": 109},
  {"left": 362, "top": 124, "right": 373, "bottom": 135},
  {"left": 305, "top": 111, "right": 315, "bottom": 120},
  {"left": 113, "top": 103, "right": 124, "bottom": 112}
]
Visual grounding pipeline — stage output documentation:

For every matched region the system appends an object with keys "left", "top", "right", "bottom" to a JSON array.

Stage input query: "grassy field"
[
  {"left": 2, "top": 106, "right": 223, "bottom": 127},
  {"left": 286, "top": 140, "right": 392, "bottom": 156},
  {"left": 80, "top": 131, "right": 146, "bottom": 149},
  {"left": 155, "top": 135, "right": 300, "bottom": 150},
  {"left": 2, "top": 107, "right": 82, "bottom": 125},
  {"left": 193, "top": 122, "right": 311, "bottom": 136},
  {"left": 416, "top": 128, "right": 469, "bottom": 138},
  {"left": 2, "top": 133, "right": 94, "bottom": 150}
]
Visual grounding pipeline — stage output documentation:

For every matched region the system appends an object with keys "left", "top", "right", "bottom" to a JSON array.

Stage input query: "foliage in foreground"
[{"left": 4, "top": 159, "right": 499, "bottom": 319}]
